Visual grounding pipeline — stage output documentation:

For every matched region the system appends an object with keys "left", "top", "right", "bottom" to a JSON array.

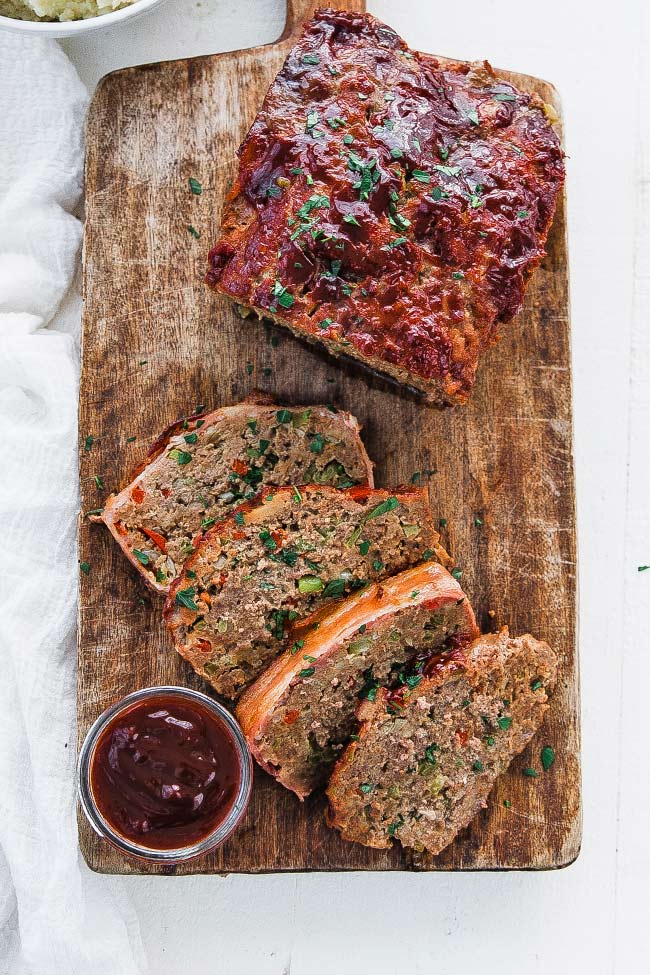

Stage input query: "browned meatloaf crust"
[
  {"left": 237, "top": 562, "right": 478, "bottom": 798},
  {"left": 164, "top": 484, "right": 449, "bottom": 699},
  {"left": 326, "top": 629, "right": 557, "bottom": 854},
  {"left": 206, "top": 9, "right": 565, "bottom": 405},
  {"left": 93, "top": 398, "right": 373, "bottom": 593}
]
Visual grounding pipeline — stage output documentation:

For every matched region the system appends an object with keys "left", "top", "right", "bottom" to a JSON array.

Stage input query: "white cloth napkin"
[{"left": 0, "top": 35, "right": 145, "bottom": 975}]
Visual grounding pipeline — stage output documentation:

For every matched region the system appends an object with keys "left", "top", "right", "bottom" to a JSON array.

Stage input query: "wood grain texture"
[{"left": 78, "top": 0, "right": 580, "bottom": 874}]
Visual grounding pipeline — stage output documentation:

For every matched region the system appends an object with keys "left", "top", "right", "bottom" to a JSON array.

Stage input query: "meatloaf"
[
  {"left": 93, "top": 398, "right": 373, "bottom": 593},
  {"left": 164, "top": 484, "right": 448, "bottom": 699},
  {"left": 237, "top": 562, "right": 478, "bottom": 798},
  {"left": 206, "top": 9, "right": 565, "bottom": 405},
  {"left": 326, "top": 629, "right": 557, "bottom": 855}
]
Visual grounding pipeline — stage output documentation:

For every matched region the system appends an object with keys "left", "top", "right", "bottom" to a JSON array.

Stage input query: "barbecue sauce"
[{"left": 90, "top": 696, "right": 241, "bottom": 850}]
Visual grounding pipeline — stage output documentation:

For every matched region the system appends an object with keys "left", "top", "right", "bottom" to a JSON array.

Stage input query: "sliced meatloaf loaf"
[
  {"left": 93, "top": 399, "right": 373, "bottom": 593},
  {"left": 237, "top": 562, "right": 478, "bottom": 798},
  {"left": 206, "top": 9, "right": 564, "bottom": 405},
  {"left": 164, "top": 485, "right": 448, "bottom": 699},
  {"left": 326, "top": 629, "right": 557, "bottom": 855}
]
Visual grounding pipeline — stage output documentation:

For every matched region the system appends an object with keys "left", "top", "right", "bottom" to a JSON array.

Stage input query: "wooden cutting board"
[{"left": 78, "top": 0, "right": 580, "bottom": 874}]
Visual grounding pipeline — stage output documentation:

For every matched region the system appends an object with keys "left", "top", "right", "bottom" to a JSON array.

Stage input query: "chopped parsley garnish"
[
  {"left": 541, "top": 746, "right": 555, "bottom": 771},
  {"left": 271, "top": 280, "right": 294, "bottom": 309},
  {"left": 188, "top": 177, "right": 202, "bottom": 195},
  {"left": 497, "top": 716, "right": 512, "bottom": 731},
  {"left": 439, "top": 518, "right": 448, "bottom": 528},
  {"left": 83, "top": 435, "right": 94, "bottom": 451},
  {"left": 638, "top": 565, "right": 649, "bottom": 572},
  {"left": 472, "top": 760, "right": 484, "bottom": 772},
  {"left": 366, "top": 496, "right": 399, "bottom": 520},
  {"left": 184, "top": 432, "right": 198, "bottom": 444},
  {"left": 79, "top": 561, "right": 90, "bottom": 575},
  {"left": 451, "top": 567, "right": 463, "bottom": 580},
  {"left": 188, "top": 225, "right": 200, "bottom": 239},
  {"left": 168, "top": 449, "right": 192, "bottom": 466},
  {"left": 390, "top": 147, "right": 403, "bottom": 159},
  {"left": 383, "top": 236, "right": 408, "bottom": 251},
  {"left": 276, "top": 409, "right": 293, "bottom": 424},
  {"left": 387, "top": 815, "right": 404, "bottom": 836},
  {"left": 290, "top": 639, "right": 305, "bottom": 655},
  {"left": 503, "top": 799, "right": 511, "bottom": 808},
  {"left": 299, "top": 667, "right": 315, "bottom": 678},
  {"left": 411, "top": 169, "right": 430, "bottom": 183},
  {"left": 466, "top": 109, "right": 480, "bottom": 126},
  {"left": 302, "top": 54, "right": 320, "bottom": 65},
  {"left": 201, "top": 517, "right": 216, "bottom": 530},
  {"left": 452, "top": 271, "right": 465, "bottom": 280},
  {"left": 372, "top": 560, "right": 383, "bottom": 572},
  {"left": 434, "top": 165, "right": 461, "bottom": 178},
  {"left": 292, "top": 485, "right": 303, "bottom": 504},
  {"left": 348, "top": 152, "right": 380, "bottom": 202},
  {"left": 359, "top": 667, "right": 379, "bottom": 701},
  {"left": 343, "top": 133, "right": 354, "bottom": 145},
  {"left": 133, "top": 549, "right": 150, "bottom": 565},
  {"left": 516, "top": 209, "right": 529, "bottom": 220},
  {"left": 305, "top": 110, "right": 320, "bottom": 132},
  {"left": 494, "top": 92, "right": 516, "bottom": 102},
  {"left": 234, "top": 512, "right": 245, "bottom": 526},
  {"left": 259, "top": 529, "right": 277, "bottom": 552},
  {"left": 343, "top": 213, "right": 360, "bottom": 226},
  {"left": 360, "top": 783, "right": 373, "bottom": 794},
  {"left": 431, "top": 186, "right": 449, "bottom": 201},
  {"left": 175, "top": 587, "right": 199, "bottom": 611},
  {"left": 523, "top": 767, "right": 538, "bottom": 778},
  {"left": 359, "top": 540, "right": 371, "bottom": 556},
  {"left": 93, "top": 474, "right": 104, "bottom": 489},
  {"left": 296, "top": 194, "right": 330, "bottom": 220},
  {"left": 474, "top": 516, "right": 483, "bottom": 526},
  {"left": 530, "top": 678, "right": 543, "bottom": 691},
  {"left": 246, "top": 363, "right": 254, "bottom": 375},
  {"left": 323, "top": 577, "right": 347, "bottom": 598},
  {"left": 309, "top": 433, "right": 326, "bottom": 454},
  {"left": 126, "top": 436, "right": 136, "bottom": 443}
]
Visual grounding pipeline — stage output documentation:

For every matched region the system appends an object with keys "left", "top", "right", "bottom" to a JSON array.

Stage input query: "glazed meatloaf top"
[
  {"left": 326, "top": 629, "right": 557, "bottom": 855},
  {"left": 164, "top": 484, "right": 449, "bottom": 699},
  {"left": 94, "top": 398, "right": 373, "bottom": 593},
  {"left": 206, "top": 9, "right": 565, "bottom": 405},
  {"left": 237, "top": 562, "right": 478, "bottom": 798}
]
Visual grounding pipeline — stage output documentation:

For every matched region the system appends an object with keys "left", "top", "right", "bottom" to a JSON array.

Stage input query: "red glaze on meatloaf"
[{"left": 207, "top": 9, "right": 565, "bottom": 405}]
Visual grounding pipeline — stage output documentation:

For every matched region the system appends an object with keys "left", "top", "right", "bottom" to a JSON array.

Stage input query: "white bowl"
[{"left": 0, "top": 0, "right": 167, "bottom": 38}]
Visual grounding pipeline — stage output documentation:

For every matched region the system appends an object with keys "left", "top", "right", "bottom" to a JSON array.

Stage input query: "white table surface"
[{"left": 61, "top": 1, "right": 649, "bottom": 972}]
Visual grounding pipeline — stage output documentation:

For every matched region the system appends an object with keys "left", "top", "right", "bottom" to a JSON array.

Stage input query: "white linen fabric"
[{"left": 0, "top": 35, "right": 145, "bottom": 975}]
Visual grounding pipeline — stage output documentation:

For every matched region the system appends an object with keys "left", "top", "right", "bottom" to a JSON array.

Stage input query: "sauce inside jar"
[{"left": 89, "top": 695, "right": 242, "bottom": 851}]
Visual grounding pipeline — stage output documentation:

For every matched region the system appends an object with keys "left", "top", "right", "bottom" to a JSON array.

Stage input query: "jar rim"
[{"left": 78, "top": 685, "right": 253, "bottom": 863}]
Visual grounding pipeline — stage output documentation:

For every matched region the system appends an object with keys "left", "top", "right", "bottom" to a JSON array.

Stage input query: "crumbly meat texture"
[
  {"left": 94, "top": 399, "right": 373, "bottom": 593},
  {"left": 164, "top": 485, "right": 449, "bottom": 699},
  {"left": 206, "top": 9, "right": 565, "bottom": 405},
  {"left": 237, "top": 562, "right": 478, "bottom": 798},
  {"left": 326, "top": 630, "right": 557, "bottom": 854}
]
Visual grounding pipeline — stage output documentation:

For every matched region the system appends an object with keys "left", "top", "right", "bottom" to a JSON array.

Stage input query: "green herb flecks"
[
  {"left": 188, "top": 225, "right": 201, "bottom": 239},
  {"left": 79, "top": 561, "right": 90, "bottom": 575},
  {"left": 175, "top": 587, "right": 199, "bottom": 611},
  {"left": 83, "top": 435, "right": 94, "bottom": 452},
  {"left": 541, "top": 746, "right": 555, "bottom": 771},
  {"left": 133, "top": 549, "right": 150, "bottom": 566},
  {"left": 188, "top": 177, "right": 202, "bottom": 195}
]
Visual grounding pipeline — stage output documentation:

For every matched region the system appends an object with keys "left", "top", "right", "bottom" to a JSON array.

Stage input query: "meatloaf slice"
[
  {"left": 237, "top": 562, "right": 478, "bottom": 798},
  {"left": 326, "top": 629, "right": 557, "bottom": 855},
  {"left": 93, "top": 399, "right": 373, "bottom": 593},
  {"left": 206, "top": 9, "right": 564, "bottom": 405},
  {"left": 164, "top": 485, "right": 448, "bottom": 699}
]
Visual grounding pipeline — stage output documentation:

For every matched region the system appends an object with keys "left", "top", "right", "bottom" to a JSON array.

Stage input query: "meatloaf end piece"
[
  {"left": 326, "top": 629, "right": 557, "bottom": 854},
  {"left": 164, "top": 484, "right": 449, "bottom": 699},
  {"left": 206, "top": 9, "right": 565, "bottom": 406},
  {"left": 93, "top": 399, "right": 373, "bottom": 594},
  {"left": 237, "top": 562, "right": 478, "bottom": 798}
]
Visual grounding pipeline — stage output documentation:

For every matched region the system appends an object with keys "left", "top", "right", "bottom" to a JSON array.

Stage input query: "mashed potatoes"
[{"left": 0, "top": 0, "right": 135, "bottom": 20}]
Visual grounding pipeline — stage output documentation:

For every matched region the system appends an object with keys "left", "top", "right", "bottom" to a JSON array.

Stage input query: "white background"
[{"left": 58, "top": 1, "right": 649, "bottom": 972}]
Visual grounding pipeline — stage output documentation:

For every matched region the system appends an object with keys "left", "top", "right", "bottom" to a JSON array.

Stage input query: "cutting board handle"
[{"left": 282, "top": 0, "right": 366, "bottom": 40}]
